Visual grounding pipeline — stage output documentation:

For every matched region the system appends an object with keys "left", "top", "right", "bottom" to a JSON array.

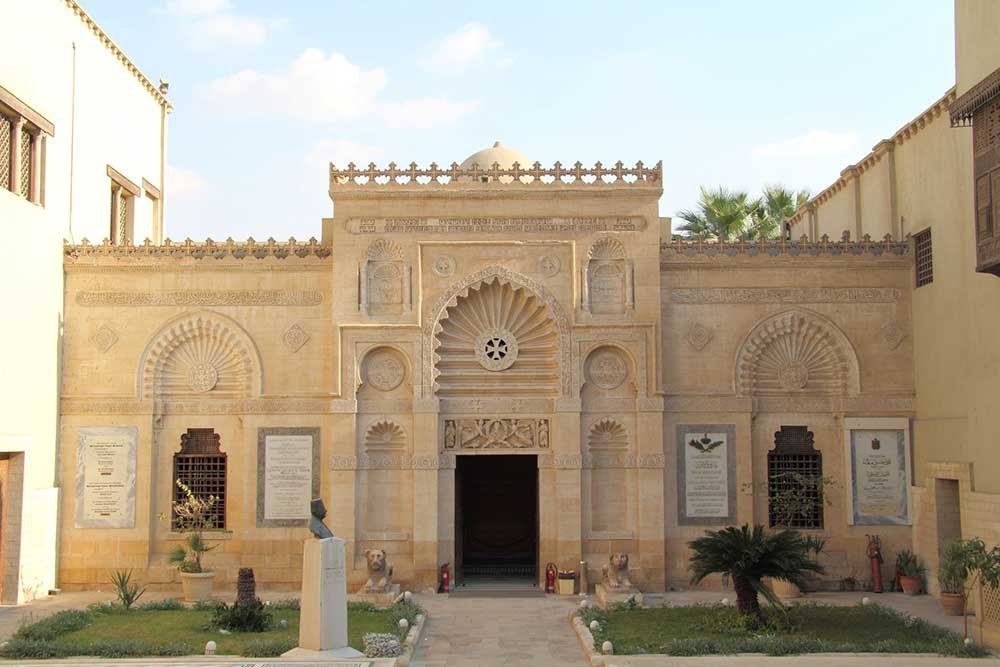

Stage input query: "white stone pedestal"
[
  {"left": 595, "top": 584, "right": 644, "bottom": 609},
  {"left": 283, "top": 537, "right": 364, "bottom": 659}
]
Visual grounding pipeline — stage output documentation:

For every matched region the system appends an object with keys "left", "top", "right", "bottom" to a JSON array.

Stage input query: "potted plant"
[
  {"left": 938, "top": 539, "right": 967, "bottom": 616},
  {"left": 896, "top": 549, "right": 925, "bottom": 595},
  {"left": 938, "top": 537, "right": 1000, "bottom": 641},
  {"left": 161, "top": 479, "right": 219, "bottom": 602}
]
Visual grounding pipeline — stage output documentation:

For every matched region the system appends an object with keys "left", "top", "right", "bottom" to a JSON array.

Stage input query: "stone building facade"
[{"left": 60, "top": 145, "right": 917, "bottom": 594}]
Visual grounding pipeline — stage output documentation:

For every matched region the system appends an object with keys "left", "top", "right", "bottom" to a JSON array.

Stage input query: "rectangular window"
[
  {"left": 107, "top": 165, "right": 139, "bottom": 245},
  {"left": 0, "top": 84, "right": 53, "bottom": 204},
  {"left": 768, "top": 426, "right": 824, "bottom": 529},
  {"left": 914, "top": 228, "right": 933, "bottom": 287},
  {"left": 172, "top": 428, "right": 227, "bottom": 531}
]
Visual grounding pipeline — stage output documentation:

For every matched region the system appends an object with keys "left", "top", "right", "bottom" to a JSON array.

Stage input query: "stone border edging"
[
  {"left": 394, "top": 612, "right": 426, "bottom": 666},
  {"left": 570, "top": 611, "right": 604, "bottom": 666}
]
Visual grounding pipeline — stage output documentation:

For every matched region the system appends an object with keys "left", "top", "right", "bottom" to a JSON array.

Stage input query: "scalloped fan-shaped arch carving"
[
  {"left": 588, "top": 236, "right": 626, "bottom": 260},
  {"left": 139, "top": 312, "right": 260, "bottom": 400},
  {"left": 364, "top": 419, "right": 406, "bottom": 449},
  {"left": 366, "top": 238, "right": 404, "bottom": 261},
  {"left": 588, "top": 418, "right": 628, "bottom": 450},
  {"left": 736, "top": 310, "right": 860, "bottom": 396}
]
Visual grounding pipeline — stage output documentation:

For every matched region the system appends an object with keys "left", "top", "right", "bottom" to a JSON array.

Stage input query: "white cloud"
[
  {"left": 201, "top": 49, "right": 387, "bottom": 122},
  {"left": 164, "top": 0, "right": 231, "bottom": 17},
  {"left": 186, "top": 14, "right": 285, "bottom": 48},
  {"left": 378, "top": 98, "right": 480, "bottom": 129},
  {"left": 420, "top": 23, "right": 508, "bottom": 74},
  {"left": 752, "top": 130, "right": 859, "bottom": 159},
  {"left": 166, "top": 164, "right": 207, "bottom": 200}
]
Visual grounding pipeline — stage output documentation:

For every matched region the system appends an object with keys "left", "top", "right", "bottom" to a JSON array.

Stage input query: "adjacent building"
[{"left": 0, "top": 0, "right": 169, "bottom": 602}]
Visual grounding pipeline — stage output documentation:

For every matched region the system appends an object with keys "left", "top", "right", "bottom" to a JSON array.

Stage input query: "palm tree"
[
  {"left": 749, "top": 185, "right": 811, "bottom": 240},
  {"left": 688, "top": 524, "right": 824, "bottom": 621},
  {"left": 676, "top": 186, "right": 759, "bottom": 241}
]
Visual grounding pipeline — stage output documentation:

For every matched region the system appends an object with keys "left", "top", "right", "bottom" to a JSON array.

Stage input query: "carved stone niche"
[
  {"left": 362, "top": 239, "right": 410, "bottom": 316},
  {"left": 584, "top": 237, "right": 632, "bottom": 314}
]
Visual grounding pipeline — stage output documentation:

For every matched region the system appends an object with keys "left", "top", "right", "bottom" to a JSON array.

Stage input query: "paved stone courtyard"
[{"left": 0, "top": 588, "right": 991, "bottom": 666}]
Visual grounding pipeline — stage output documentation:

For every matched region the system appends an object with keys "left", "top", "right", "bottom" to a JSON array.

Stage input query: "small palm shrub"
[
  {"left": 109, "top": 569, "right": 145, "bottom": 610},
  {"left": 211, "top": 598, "right": 274, "bottom": 632},
  {"left": 689, "top": 524, "right": 824, "bottom": 621}
]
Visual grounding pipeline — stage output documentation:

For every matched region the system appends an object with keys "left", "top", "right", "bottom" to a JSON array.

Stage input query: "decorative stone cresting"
[
  {"left": 65, "top": 237, "right": 331, "bottom": 260},
  {"left": 736, "top": 309, "right": 860, "bottom": 396},
  {"left": 139, "top": 312, "right": 260, "bottom": 400},
  {"left": 330, "top": 160, "right": 662, "bottom": 187},
  {"left": 660, "top": 233, "right": 909, "bottom": 257}
]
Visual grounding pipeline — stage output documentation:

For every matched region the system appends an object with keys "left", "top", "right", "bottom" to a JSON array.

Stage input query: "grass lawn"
[
  {"left": 0, "top": 600, "right": 421, "bottom": 660},
  {"left": 581, "top": 602, "right": 988, "bottom": 657}
]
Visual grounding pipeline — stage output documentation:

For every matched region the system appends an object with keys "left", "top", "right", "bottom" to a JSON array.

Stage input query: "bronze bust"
[{"left": 309, "top": 498, "right": 334, "bottom": 539}]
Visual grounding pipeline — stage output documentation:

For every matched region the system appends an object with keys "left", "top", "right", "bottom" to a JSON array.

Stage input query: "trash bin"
[{"left": 558, "top": 570, "right": 576, "bottom": 595}]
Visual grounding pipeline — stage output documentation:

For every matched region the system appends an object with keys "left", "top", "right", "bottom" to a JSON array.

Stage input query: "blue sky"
[{"left": 83, "top": 0, "right": 956, "bottom": 241}]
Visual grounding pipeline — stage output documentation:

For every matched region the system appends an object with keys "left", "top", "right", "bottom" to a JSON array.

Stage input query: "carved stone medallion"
[
  {"left": 433, "top": 255, "right": 456, "bottom": 277},
  {"left": 474, "top": 329, "right": 518, "bottom": 371},
  {"left": 882, "top": 320, "right": 906, "bottom": 350},
  {"left": 539, "top": 255, "right": 560, "bottom": 277},
  {"left": 587, "top": 349, "right": 627, "bottom": 389},
  {"left": 686, "top": 323, "right": 713, "bottom": 351},
  {"left": 282, "top": 324, "right": 310, "bottom": 352},
  {"left": 363, "top": 349, "right": 406, "bottom": 391},
  {"left": 188, "top": 362, "right": 219, "bottom": 393},
  {"left": 90, "top": 325, "right": 119, "bottom": 353},
  {"left": 777, "top": 361, "right": 809, "bottom": 390}
]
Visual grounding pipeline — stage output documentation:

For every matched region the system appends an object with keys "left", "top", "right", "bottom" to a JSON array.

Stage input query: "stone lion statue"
[
  {"left": 602, "top": 553, "right": 632, "bottom": 589},
  {"left": 361, "top": 548, "right": 394, "bottom": 594}
]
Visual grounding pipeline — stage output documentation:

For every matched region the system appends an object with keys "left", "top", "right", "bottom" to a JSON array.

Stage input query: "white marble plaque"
[
  {"left": 677, "top": 424, "right": 736, "bottom": 525},
  {"left": 848, "top": 422, "right": 910, "bottom": 525},
  {"left": 75, "top": 427, "right": 137, "bottom": 528},
  {"left": 264, "top": 435, "right": 314, "bottom": 521}
]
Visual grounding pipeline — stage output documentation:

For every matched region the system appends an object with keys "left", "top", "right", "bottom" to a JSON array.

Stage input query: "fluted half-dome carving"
[
  {"left": 589, "top": 236, "right": 626, "bottom": 260},
  {"left": 588, "top": 418, "right": 628, "bottom": 449},
  {"left": 140, "top": 312, "right": 259, "bottom": 399},
  {"left": 434, "top": 276, "right": 559, "bottom": 397},
  {"left": 736, "top": 310, "right": 859, "bottom": 396},
  {"left": 367, "top": 238, "right": 404, "bottom": 261},
  {"left": 364, "top": 419, "right": 406, "bottom": 449}
]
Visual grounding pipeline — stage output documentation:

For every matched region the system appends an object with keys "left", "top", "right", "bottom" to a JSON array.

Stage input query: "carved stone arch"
[
  {"left": 587, "top": 417, "right": 628, "bottom": 450},
  {"left": 585, "top": 237, "right": 630, "bottom": 314},
  {"left": 735, "top": 309, "right": 861, "bottom": 396},
  {"left": 359, "top": 345, "right": 411, "bottom": 393},
  {"left": 423, "top": 265, "right": 571, "bottom": 396},
  {"left": 138, "top": 310, "right": 261, "bottom": 400}
]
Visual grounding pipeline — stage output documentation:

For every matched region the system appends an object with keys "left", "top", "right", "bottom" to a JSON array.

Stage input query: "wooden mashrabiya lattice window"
[
  {"left": 172, "top": 428, "right": 227, "bottom": 530},
  {"left": 767, "top": 426, "right": 823, "bottom": 529}
]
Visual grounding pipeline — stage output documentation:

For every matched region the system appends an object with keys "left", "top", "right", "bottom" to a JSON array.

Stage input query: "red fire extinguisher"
[
  {"left": 866, "top": 534, "right": 883, "bottom": 593},
  {"left": 439, "top": 563, "right": 450, "bottom": 594},
  {"left": 545, "top": 562, "right": 558, "bottom": 594}
]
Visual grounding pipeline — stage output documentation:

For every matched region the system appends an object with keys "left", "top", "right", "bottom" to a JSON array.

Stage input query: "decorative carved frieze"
[
  {"left": 329, "top": 454, "right": 454, "bottom": 470},
  {"left": 60, "top": 397, "right": 335, "bottom": 415},
  {"left": 670, "top": 287, "right": 900, "bottom": 304},
  {"left": 347, "top": 216, "right": 649, "bottom": 234},
  {"left": 537, "top": 454, "right": 583, "bottom": 469},
  {"left": 65, "top": 237, "right": 332, "bottom": 260},
  {"left": 282, "top": 324, "right": 310, "bottom": 352},
  {"left": 443, "top": 418, "right": 549, "bottom": 450},
  {"left": 77, "top": 290, "right": 324, "bottom": 306}
]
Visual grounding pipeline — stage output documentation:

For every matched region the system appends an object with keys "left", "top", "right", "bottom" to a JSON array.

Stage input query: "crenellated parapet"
[
  {"left": 64, "top": 237, "right": 332, "bottom": 262},
  {"left": 329, "top": 160, "right": 662, "bottom": 191},
  {"left": 661, "top": 233, "right": 910, "bottom": 263}
]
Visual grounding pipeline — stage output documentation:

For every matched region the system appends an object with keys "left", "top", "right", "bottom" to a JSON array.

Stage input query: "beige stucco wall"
[
  {"left": 955, "top": 0, "right": 1000, "bottom": 97},
  {"left": 0, "top": 1, "right": 166, "bottom": 602}
]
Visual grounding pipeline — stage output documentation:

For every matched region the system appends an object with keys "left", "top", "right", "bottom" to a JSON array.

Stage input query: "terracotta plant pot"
[
  {"left": 769, "top": 578, "right": 801, "bottom": 599},
  {"left": 899, "top": 574, "right": 922, "bottom": 596},
  {"left": 179, "top": 571, "right": 216, "bottom": 602},
  {"left": 940, "top": 591, "right": 965, "bottom": 616}
]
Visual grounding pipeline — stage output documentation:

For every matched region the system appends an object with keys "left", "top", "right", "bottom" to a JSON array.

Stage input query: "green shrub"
[
  {"left": 109, "top": 569, "right": 146, "bottom": 610},
  {"left": 152, "top": 641, "right": 199, "bottom": 656},
  {"left": 0, "top": 638, "right": 71, "bottom": 659},
  {"left": 86, "top": 637, "right": 150, "bottom": 658},
  {"left": 241, "top": 637, "right": 297, "bottom": 657},
  {"left": 136, "top": 598, "right": 186, "bottom": 611},
  {"left": 14, "top": 609, "right": 91, "bottom": 641},
  {"left": 211, "top": 597, "right": 274, "bottom": 632},
  {"left": 191, "top": 598, "right": 223, "bottom": 611},
  {"left": 268, "top": 597, "right": 300, "bottom": 610}
]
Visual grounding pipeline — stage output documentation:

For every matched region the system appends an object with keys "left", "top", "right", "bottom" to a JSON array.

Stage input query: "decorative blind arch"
[
  {"left": 139, "top": 311, "right": 261, "bottom": 400},
  {"left": 735, "top": 309, "right": 860, "bottom": 396}
]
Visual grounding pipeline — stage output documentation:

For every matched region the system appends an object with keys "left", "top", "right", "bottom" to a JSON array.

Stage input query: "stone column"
[
  {"left": 29, "top": 133, "right": 43, "bottom": 204},
  {"left": 110, "top": 183, "right": 121, "bottom": 244},
  {"left": 553, "top": 398, "right": 583, "bottom": 576},
  {"left": 636, "top": 399, "right": 666, "bottom": 590},
  {"left": 9, "top": 116, "right": 23, "bottom": 195},
  {"left": 411, "top": 398, "right": 440, "bottom": 589}
]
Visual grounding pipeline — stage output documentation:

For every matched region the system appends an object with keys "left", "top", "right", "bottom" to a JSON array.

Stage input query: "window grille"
[
  {"left": 767, "top": 426, "right": 823, "bottom": 529},
  {"left": 118, "top": 189, "right": 130, "bottom": 244},
  {"left": 172, "top": 428, "right": 226, "bottom": 530},
  {"left": 18, "top": 127, "right": 30, "bottom": 198},
  {"left": 914, "top": 229, "right": 933, "bottom": 287},
  {"left": 0, "top": 115, "right": 10, "bottom": 191},
  {"left": 984, "top": 583, "right": 1000, "bottom": 624}
]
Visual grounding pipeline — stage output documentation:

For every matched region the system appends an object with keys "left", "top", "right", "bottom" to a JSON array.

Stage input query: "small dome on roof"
[{"left": 459, "top": 141, "right": 531, "bottom": 170}]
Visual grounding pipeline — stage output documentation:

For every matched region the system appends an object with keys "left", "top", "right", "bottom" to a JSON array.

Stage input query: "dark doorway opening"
[{"left": 455, "top": 455, "right": 538, "bottom": 586}]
